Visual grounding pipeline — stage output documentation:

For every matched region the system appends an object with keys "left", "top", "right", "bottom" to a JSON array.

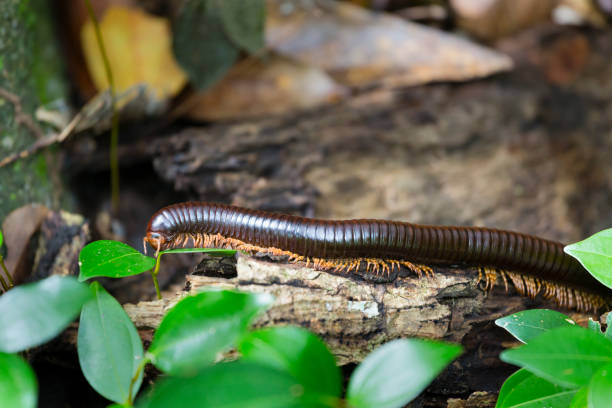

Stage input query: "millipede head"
[{"left": 144, "top": 231, "right": 167, "bottom": 256}]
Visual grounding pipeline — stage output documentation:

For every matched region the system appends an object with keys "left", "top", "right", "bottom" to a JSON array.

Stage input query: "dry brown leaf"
[
  {"left": 266, "top": 0, "right": 512, "bottom": 88},
  {"left": 2, "top": 204, "right": 49, "bottom": 285},
  {"left": 451, "top": 0, "right": 558, "bottom": 41},
  {"left": 81, "top": 5, "right": 187, "bottom": 100},
  {"left": 182, "top": 55, "right": 348, "bottom": 121}
]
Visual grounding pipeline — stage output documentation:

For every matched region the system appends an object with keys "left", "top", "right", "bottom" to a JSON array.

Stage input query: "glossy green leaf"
[
  {"left": 239, "top": 326, "right": 341, "bottom": 399},
  {"left": 78, "top": 282, "right": 144, "bottom": 404},
  {"left": 0, "top": 229, "right": 3, "bottom": 249},
  {"left": 137, "top": 361, "right": 314, "bottom": 408},
  {"left": 173, "top": 0, "right": 239, "bottom": 90},
  {"left": 79, "top": 240, "right": 155, "bottom": 281},
  {"left": 501, "top": 326, "right": 612, "bottom": 388},
  {"left": 346, "top": 339, "right": 462, "bottom": 408},
  {"left": 496, "top": 368, "right": 577, "bottom": 408},
  {"left": 215, "top": 0, "right": 265, "bottom": 54},
  {"left": 588, "top": 363, "right": 612, "bottom": 408},
  {"left": 148, "top": 290, "right": 273, "bottom": 375},
  {"left": 0, "top": 276, "right": 92, "bottom": 352},
  {"left": 0, "top": 352, "right": 37, "bottom": 408},
  {"left": 496, "top": 309, "right": 576, "bottom": 343},
  {"left": 569, "top": 387, "right": 588, "bottom": 408},
  {"left": 159, "top": 247, "right": 236, "bottom": 256},
  {"left": 564, "top": 229, "right": 612, "bottom": 289}
]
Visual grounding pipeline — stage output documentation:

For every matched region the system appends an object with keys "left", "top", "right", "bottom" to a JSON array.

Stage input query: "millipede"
[{"left": 144, "top": 201, "right": 611, "bottom": 312}]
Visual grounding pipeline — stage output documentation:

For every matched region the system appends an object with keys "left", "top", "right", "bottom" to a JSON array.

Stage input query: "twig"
[
  {"left": 0, "top": 112, "right": 81, "bottom": 168},
  {"left": 0, "top": 87, "right": 45, "bottom": 140}
]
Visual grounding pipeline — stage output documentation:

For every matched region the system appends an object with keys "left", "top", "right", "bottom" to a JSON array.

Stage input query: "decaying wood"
[{"left": 122, "top": 252, "right": 594, "bottom": 399}]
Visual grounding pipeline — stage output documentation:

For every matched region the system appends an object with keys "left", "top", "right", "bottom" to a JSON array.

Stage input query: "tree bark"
[{"left": 0, "top": 0, "right": 70, "bottom": 223}]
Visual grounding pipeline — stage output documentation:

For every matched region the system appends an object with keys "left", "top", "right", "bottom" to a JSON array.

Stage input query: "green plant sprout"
[{"left": 78, "top": 240, "right": 236, "bottom": 299}]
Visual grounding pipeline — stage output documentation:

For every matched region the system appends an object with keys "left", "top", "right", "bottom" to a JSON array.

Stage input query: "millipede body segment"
[{"left": 145, "top": 202, "right": 610, "bottom": 311}]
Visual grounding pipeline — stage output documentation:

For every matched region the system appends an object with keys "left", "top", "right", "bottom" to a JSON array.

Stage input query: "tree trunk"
[{"left": 0, "top": 0, "right": 70, "bottom": 223}]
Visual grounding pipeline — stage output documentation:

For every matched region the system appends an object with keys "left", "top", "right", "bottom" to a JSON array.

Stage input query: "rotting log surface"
[{"left": 123, "top": 252, "right": 592, "bottom": 400}]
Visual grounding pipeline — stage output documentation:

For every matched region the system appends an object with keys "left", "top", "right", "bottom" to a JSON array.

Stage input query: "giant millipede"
[{"left": 144, "top": 202, "right": 610, "bottom": 312}]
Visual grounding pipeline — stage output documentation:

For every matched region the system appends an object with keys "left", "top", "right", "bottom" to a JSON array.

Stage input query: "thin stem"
[
  {"left": 127, "top": 355, "right": 150, "bottom": 405},
  {"left": 84, "top": 0, "right": 120, "bottom": 213},
  {"left": 0, "top": 257, "right": 13, "bottom": 287},
  {"left": 151, "top": 254, "right": 163, "bottom": 300}
]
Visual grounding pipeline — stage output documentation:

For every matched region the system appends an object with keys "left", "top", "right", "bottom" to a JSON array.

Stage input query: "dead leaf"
[
  {"left": 266, "top": 0, "right": 512, "bottom": 88},
  {"left": 81, "top": 5, "right": 187, "bottom": 100},
  {"left": 450, "top": 0, "right": 558, "bottom": 41},
  {"left": 2, "top": 204, "right": 49, "bottom": 285},
  {"left": 182, "top": 55, "right": 348, "bottom": 121}
]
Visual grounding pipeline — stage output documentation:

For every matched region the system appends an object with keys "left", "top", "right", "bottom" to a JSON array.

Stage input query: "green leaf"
[
  {"left": 496, "top": 368, "right": 577, "bottom": 408},
  {"left": 564, "top": 229, "right": 612, "bottom": 289},
  {"left": 137, "top": 361, "right": 313, "bottom": 408},
  {"left": 0, "top": 276, "right": 92, "bottom": 352},
  {"left": 0, "top": 229, "right": 3, "bottom": 248},
  {"left": 79, "top": 240, "right": 155, "bottom": 281},
  {"left": 78, "top": 282, "right": 144, "bottom": 404},
  {"left": 588, "top": 363, "right": 612, "bottom": 408},
  {"left": 173, "top": 0, "right": 239, "bottom": 90},
  {"left": 346, "top": 339, "right": 462, "bottom": 408},
  {"left": 239, "top": 326, "right": 341, "bottom": 399},
  {"left": 501, "top": 326, "right": 612, "bottom": 388},
  {"left": 147, "top": 290, "right": 273, "bottom": 375},
  {"left": 159, "top": 247, "right": 236, "bottom": 256},
  {"left": 215, "top": 0, "right": 265, "bottom": 54},
  {"left": 569, "top": 387, "right": 588, "bottom": 408},
  {"left": 495, "top": 309, "right": 576, "bottom": 343},
  {"left": 0, "top": 352, "right": 37, "bottom": 408}
]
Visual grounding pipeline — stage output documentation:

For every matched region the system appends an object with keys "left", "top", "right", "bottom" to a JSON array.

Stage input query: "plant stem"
[
  {"left": 84, "top": 0, "right": 120, "bottom": 213},
  {"left": 0, "top": 256, "right": 13, "bottom": 287},
  {"left": 151, "top": 254, "right": 163, "bottom": 300},
  {"left": 127, "top": 355, "right": 150, "bottom": 405}
]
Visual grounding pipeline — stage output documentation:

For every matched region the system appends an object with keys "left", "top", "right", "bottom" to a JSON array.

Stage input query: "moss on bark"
[{"left": 0, "top": 0, "right": 69, "bottom": 223}]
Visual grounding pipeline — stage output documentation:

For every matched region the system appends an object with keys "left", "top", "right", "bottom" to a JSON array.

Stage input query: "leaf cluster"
[
  {"left": 496, "top": 310, "right": 612, "bottom": 408},
  {"left": 495, "top": 228, "right": 612, "bottom": 408}
]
